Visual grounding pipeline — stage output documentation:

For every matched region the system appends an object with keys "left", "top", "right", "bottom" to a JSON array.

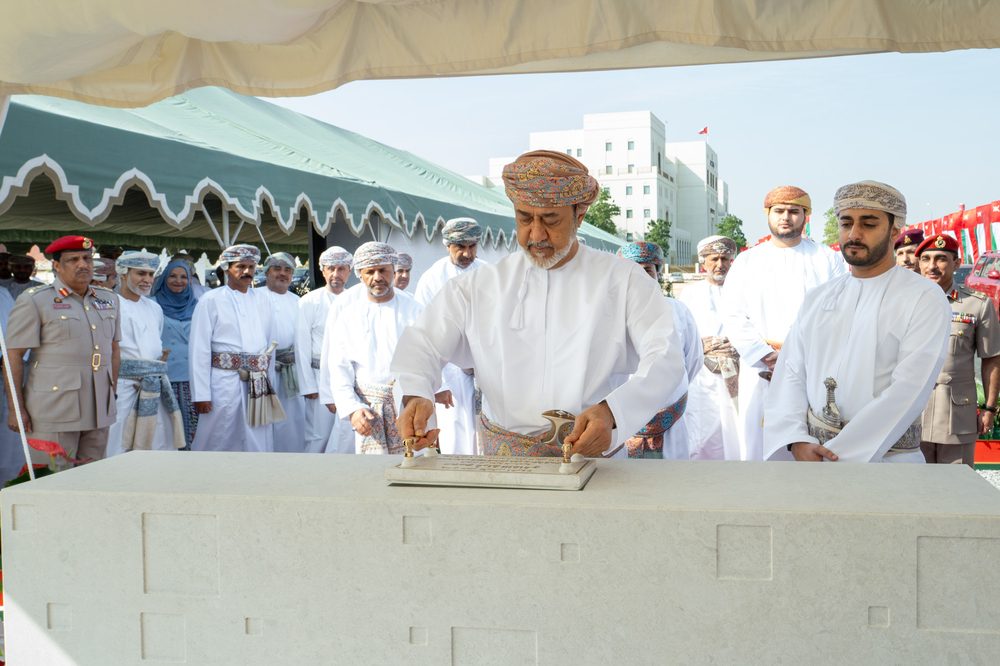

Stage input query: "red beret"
[
  {"left": 915, "top": 234, "right": 959, "bottom": 257},
  {"left": 44, "top": 235, "right": 94, "bottom": 255},
  {"left": 893, "top": 228, "right": 924, "bottom": 250}
]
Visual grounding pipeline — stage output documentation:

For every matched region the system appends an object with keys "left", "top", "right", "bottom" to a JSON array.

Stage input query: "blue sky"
[{"left": 270, "top": 49, "right": 1000, "bottom": 241}]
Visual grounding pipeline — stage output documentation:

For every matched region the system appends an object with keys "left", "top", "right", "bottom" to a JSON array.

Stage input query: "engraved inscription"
[{"left": 413, "top": 455, "right": 567, "bottom": 475}]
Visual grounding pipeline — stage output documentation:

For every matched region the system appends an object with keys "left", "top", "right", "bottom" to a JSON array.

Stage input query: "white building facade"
[{"left": 478, "top": 111, "right": 729, "bottom": 265}]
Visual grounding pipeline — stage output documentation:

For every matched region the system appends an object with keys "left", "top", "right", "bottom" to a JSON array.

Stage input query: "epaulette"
[
  {"left": 966, "top": 289, "right": 987, "bottom": 301},
  {"left": 92, "top": 285, "right": 114, "bottom": 293},
  {"left": 26, "top": 284, "right": 52, "bottom": 296}
]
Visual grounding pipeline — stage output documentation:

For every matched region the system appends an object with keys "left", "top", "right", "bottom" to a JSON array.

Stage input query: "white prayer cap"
[
  {"left": 264, "top": 252, "right": 295, "bottom": 270},
  {"left": 319, "top": 246, "right": 353, "bottom": 267},
  {"left": 115, "top": 250, "right": 159, "bottom": 274}
]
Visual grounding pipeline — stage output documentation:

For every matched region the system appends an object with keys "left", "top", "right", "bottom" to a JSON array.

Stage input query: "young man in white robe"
[
  {"left": 393, "top": 150, "right": 686, "bottom": 458},
  {"left": 721, "top": 186, "right": 847, "bottom": 461},
  {"left": 617, "top": 241, "right": 703, "bottom": 459},
  {"left": 413, "top": 217, "right": 488, "bottom": 455},
  {"left": 296, "top": 246, "right": 355, "bottom": 453},
  {"left": 106, "top": 251, "right": 183, "bottom": 456},
  {"left": 678, "top": 235, "right": 742, "bottom": 460},
  {"left": 323, "top": 242, "right": 424, "bottom": 454},
  {"left": 262, "top": 252, "right": 306, "bottom": 452},
  {"left": 764, "top": 181, "right": 950, "bottom": 463},
  {"left": 190, "top": 244, "right": 278, "bottom": 453}
]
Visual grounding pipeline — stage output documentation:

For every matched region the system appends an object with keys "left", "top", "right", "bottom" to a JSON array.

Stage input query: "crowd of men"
[{"left": 1, "top": 149, "right": 995, "bottom": 478}]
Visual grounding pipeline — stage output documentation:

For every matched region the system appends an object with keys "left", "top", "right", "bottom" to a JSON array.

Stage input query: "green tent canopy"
[{"left": 0, "top": 87, "right": 623, "bottom": 255}]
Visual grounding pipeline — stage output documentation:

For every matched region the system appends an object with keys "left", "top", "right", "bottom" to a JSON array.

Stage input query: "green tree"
[
  {"left": 822, "top": 207, "right": 839, "bottom": 245},
  {"left": 645, "top": 217, "right": 671, "bottom": 255},
  {"left": 716, "top": 214, "right": 748, "bottom": 248},
  {"left": 583, "top": 189, "right": 621, "bottom": 235}
]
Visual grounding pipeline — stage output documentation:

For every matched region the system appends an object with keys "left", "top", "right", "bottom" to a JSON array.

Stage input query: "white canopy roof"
[{"left": 3, "top": 0, "right": 999, "bottom": 106}]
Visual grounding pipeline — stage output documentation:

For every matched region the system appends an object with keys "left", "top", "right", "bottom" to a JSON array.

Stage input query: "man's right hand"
[
  {"left": 350, "top": 408, "right": 377, "bottom": 436},
  {"left": 194, "top": 401, "right": 213, "bottom": 414},
  {"left": 7, "top": 404, "right": 31, "bottom": 433},
  {"left": 790, "top": 442, "right": 839, "bottom": 462},
  {"left": 761, "top": 351, "right": 779, "bottom": 371},
  {"left": 397, "top": 396, "right": 440, "bottom": 451}
]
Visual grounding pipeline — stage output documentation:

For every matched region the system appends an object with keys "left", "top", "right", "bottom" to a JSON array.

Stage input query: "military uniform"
[
  {"left": 920, "top": 285, "right": 1000, "bottom": 465},
  {"left": 5, "top": 276, "right": 121, "bottom": 465}
]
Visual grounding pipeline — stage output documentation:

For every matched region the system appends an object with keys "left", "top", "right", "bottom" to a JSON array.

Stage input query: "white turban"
[
  {"left": 353, "top": 242, "right": 396, "bottom": 276},
  {"left": 264, "top": 252, "right": 295, "bottom": 270},
  {"left": 115, "top": 250, "right": 159, "bottom": 274}
]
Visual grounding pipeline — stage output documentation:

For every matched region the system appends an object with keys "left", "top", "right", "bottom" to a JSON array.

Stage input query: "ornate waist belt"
[
  {"left": 274, "top": 347, "right": 296, "bottom": 367},
  {"left": 119, "top": 358, "right": 169, "bottom": 380},
  {"left": 478, "top": 413, "right": 624, "bottom": 459},
  {"left": 807, "top": 409, "right": 921, "bottom": 453},
  {"left": 210, "top": 351, "right": 270, "bottom": 373},
  {"left": 635, "top": 393, "right": 688, "bottom": 438}
]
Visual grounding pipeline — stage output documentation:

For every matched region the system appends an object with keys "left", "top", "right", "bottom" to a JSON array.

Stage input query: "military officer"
[
  {"left": 4, "top": 235, "right": 121, "bottom": 468},
  {"left": 917, "top": 233, "right": 1000, "bottom": 466},
  {"left": 893, "top": 228, "right": 924, "bottom": 273}
]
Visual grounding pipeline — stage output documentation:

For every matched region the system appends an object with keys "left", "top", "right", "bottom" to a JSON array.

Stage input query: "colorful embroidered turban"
[
  {"left": 763, "top": 185, "right": 812, "bottom": 214},
  {"left": 697, "top": 235, "right": 738, "bottom": 258},
  {"left": 502, "top": 150, "right": 600, "bottom": 209},
  {"left": 264, "top": 252, "right": 295, "bottom": 270},
  {"left": 441, "top": 217, "right": 482, "bottom": 245},
  {"left": 394, "top": 253, "right": 413, "bottom": 270},
  {"left": 319, "top": 246, "right": 353, "bottom": 267},
  {"left": 91, "top": 257, "right": 116, "bottom": 282},
  {"left": 618, "top": 241, "right": 664, "bottom": 266},
  {"left": 833, "top": 180, "right": 907, "bottom": 226},
  {"left": 353, "top": 242, "right": 397, "bottom": 276},
  {"left": 218, "top": 244, "right": 260, "bottom": 268},
  {"left": 893, "top": 228, "right": 924, "bottom": 250},
  {"left": 115, "top": 250, "right": 160, "bottom": 274}
]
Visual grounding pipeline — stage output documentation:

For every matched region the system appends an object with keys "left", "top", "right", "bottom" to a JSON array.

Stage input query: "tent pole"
[
  {"left": 230, "top": 219, "right": 246, "bottom": 245},
  {"left": 0, "top": 94, "right": 10, "bottom": 140},
  {"left": 202, "top": 210, "right": 225, "bottom": 248},
  {"left": 0, "top": 326, "right": 37, "bottom": 482},
  {"left": 222, "top": 209, "right": 231, "bottom": 246}
]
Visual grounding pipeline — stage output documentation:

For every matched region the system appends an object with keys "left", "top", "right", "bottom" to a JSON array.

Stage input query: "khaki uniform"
[
  {"left": 921, "top": 286, "right": 1000, "bottom": 466},
  {"left": 5, "top": 277, "right": 121, "bottom": 464}
]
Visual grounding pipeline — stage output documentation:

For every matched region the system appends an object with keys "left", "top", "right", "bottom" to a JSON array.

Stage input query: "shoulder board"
[
  {"left": 960, "top": 287, "right": 986, "bottom": 301},
  {"left": 92, "top": 285, "right": 114, "bottom": 293},
  {"left": 26, "top": 284, "right": 52, "bottom": 295}
]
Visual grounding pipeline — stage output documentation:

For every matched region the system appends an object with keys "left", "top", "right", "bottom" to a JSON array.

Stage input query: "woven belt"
[
  {"left": 807, "top": 410, "right": 921, "bottom": 453},
  {"left": 274, "top": 347, "right": 296, "bottom": 367},
  {"left": 210, "top": 351, "right": 270, "bottom": 372}
]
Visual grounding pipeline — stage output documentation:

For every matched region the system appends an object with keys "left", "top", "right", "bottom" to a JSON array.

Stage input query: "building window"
[
  {"left": 627, "top": 164, "right": 635, "bottom": 173},
  {"left": 566, "top": 149, "right": 572, "bottom": 155},
  {"left": 576, "top": 148, "right": 582, "bottom": 157},
  {"left": 626, "top": 209, "right": 634, "bottom": 219},
  {"left": 605, "top": 165, "right": 613, "bottom": 175},
  {"left": 605, "top": 142, "right": 612, "bottom": 151},
  {"left": 626, "top": 232, "right": 634, "bottom": 242},
  {"left": 626, "top": 185, "right": 633, "bottom": 196},
  {"left": 627, "top": 140, "right": 635, "bottom": 150},
  {"left": 643, "top": 185, "right": 650, "bottom": 195},
  {"left": 643, "top": 209, "right": 651, "bottom": 218}
]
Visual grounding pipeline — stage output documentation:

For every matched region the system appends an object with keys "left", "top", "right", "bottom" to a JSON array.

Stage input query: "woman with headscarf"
[{"left": 153, "top": 258, "right": 200, "bottom": 448}]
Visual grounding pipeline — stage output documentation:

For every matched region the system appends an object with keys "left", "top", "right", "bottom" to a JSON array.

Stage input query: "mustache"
[{"left": 527, "top": 241, "right": 554, "bottom": 249}]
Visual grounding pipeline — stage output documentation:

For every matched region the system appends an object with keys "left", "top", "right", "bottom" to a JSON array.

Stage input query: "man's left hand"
[
  {"left": 979, "top": 408, "right": 995, "bottom": 435},
  {"left": 434, "top": 390, "right": 454, "bottom": 408},
  {"left": 564, "top": 402, "right": 615, "bottom": 457}
]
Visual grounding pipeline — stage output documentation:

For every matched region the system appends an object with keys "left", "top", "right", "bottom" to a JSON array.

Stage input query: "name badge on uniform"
[
  {"left": 52, "top": 303, "right": 71, "bottom": 310},
  {"left": 951, "top": 313, "right": 976, "bottom": 325},
  {"left": 92, "top": 298, "right": 114, "bottom": 311}
]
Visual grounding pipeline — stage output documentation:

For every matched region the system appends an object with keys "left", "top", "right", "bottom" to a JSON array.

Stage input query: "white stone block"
[{"left": 2, "top": 452, "right": 1000, "bottom": 664}]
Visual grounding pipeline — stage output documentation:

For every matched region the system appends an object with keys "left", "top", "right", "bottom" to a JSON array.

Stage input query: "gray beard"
[{"left": 522, "top": 236, "right": 577, "bottom": 269}]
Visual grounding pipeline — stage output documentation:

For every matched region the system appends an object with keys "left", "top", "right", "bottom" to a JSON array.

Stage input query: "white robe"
[
  {"left": 721, "top": 239, "right": 846, "bottom": 461},
  {"left": 764, "top": 267, "right": 950, "bottom": 463},
  {"left": 296, "top": 286, "right": 353, "bottom": 453},
  {"left": 263, "top": 288, "right": 306, "bottom": 452},
  {"left": 106, "top": 295, "right": 175, "bottom": 457},
  {"left": 189, "top": 285, "right": 274, "bottom": 453},
  {"left": 392, "top": 245, "right": 687, "bottom": 454},
  {"left": 0, "top": 287, "right": 25, "bottom": 485},
  {"left": 678, "top": 280, "right": 742, "bottom": 460},
  {"left": 323, "top": 287, "right": 423, "bottom": 454},
  {"left": 413, "top": 255, "right": 487, "bottom": 455}
]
